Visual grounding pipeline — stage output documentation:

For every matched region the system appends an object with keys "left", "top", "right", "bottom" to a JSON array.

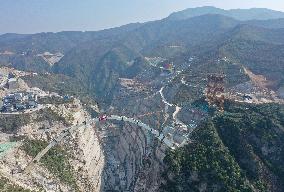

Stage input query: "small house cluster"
[{"left": 0, "top": 92, "right": 38, "bottom": 112}]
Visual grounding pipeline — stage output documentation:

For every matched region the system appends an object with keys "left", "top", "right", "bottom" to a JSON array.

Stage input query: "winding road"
[
  {"left": 24, "top": 60, "right": 195, "bottom": 173},
  {"left": 158, "top": 86, "right": 188, "bottom": 129}
]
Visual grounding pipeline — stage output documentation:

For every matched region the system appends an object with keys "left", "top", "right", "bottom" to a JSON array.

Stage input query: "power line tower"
[{"left": 205, "top": 73, "right": 225, "bottom": 112}]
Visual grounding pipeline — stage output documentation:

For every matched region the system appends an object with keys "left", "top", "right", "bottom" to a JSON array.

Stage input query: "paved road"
[
  {"left": 0, "top": 104, "right": 45, "bottom": 115},
  {"left": 24, "top": 115, "right": 177, "bottom": 173}
]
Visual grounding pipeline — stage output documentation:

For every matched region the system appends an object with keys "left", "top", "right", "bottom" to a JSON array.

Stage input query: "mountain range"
[
  {"left": 1, "top": 6, "right": 284, "bottom": 192},
  {"left": 168, "top": 6, "right": 284, "bottom": 21},
  {"left": 1, "top": 7, "right": 284, "bottom": 101}
]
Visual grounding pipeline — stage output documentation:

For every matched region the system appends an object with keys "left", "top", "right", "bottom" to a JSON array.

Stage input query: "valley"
[{"left": 0, "top": 5, "right": 284, "bottom": 192}]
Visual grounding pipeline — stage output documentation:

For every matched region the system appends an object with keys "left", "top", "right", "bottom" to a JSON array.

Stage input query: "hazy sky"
[{"left": 1, "top": 0, "right": 284, "bottom": 34}]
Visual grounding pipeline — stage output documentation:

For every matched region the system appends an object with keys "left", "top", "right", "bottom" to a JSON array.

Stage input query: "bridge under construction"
[{"left": 24, "top": 114, "right": 189, "bottom": 173}]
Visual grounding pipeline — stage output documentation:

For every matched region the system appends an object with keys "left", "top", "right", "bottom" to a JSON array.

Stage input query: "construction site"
[{"left": 0, "top": 55, "right": 283, "bottom": 191}]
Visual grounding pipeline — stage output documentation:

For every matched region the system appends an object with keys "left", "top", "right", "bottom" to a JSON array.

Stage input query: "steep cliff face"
[
  {"left": 0, "top": 96, "right": 105, "bottom": 192},
  {"left": 0, "top": 67, "right": 176, "bottom": 192},
  {"left": 66, "top": 123, "right": 105, "bottom": 192},
  {"left": 0, "top": 92, "right": 168, "bottom": 192},
  {"left": 99, "top": 81, "right": 170, "bottom": 192},
  {"left": 100, "top": 121, "right": 165, "bottom": 192}
]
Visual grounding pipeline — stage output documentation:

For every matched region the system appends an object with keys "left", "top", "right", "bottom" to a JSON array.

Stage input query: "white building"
[{"left": 8, "top": 78, "right": 19, "bottom": 89}]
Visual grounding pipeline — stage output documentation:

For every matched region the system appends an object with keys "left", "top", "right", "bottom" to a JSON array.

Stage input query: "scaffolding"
[{"left": 205, "top": 74, "right": 225, "bottom": 112}]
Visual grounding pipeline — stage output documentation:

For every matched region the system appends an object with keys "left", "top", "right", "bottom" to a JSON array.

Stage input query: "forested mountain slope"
[
  {"left": 162, "top": 102, "right": 284, "bottom": 192},
  {"left": 168, "top": 6, "right": 284, "bottom": 21}
]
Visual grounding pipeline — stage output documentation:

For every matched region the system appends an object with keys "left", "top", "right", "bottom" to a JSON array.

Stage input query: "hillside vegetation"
[
  {"left": 2, "top": 8, "right": 284, "bottom": 101},
  {"left": 0, "top": 176, "right": 34, "bottom": 192},
  {"left": 162, "top": 102, "right": 284, "bottom": 192},
  {"left": 21, "top": 139, "right": 78, "bottom": 190}
]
